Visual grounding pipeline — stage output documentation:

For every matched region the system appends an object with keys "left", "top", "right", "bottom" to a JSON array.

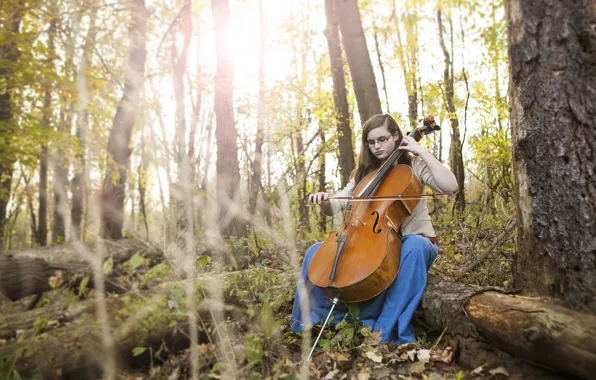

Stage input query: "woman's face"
[{"left": 366, "top": 126, "right": 398, "bottom": 161}]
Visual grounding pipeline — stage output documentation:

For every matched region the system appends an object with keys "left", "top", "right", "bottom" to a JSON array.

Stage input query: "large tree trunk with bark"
[
  {"left": 324, "top": 0, "right": 355, "bottom": 186},
  {"left": 336, "top": 0, "right": 382, "bottom": 124},
  {"left": 212, "top": 0, "right": 246, "bottom": 239},
  {"left": 100, "top": 0, "right": 148, "bottom": 240},
  {"left": 504, "top": 0, "right": 596, "bottom": 313},
  {"left": 0, "top": 4, "right": 22, "bottom": 251},
  {"left": 2, "top": 269, "right": 594, "bottom": 379}
]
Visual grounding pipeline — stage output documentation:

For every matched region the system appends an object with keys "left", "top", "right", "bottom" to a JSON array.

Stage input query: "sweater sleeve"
[
  {"left": 329, "top": 179, "right": 356, "bottom": 215},
  {"left": 412, "top": 157, "right": 442, "bottom": 193}
]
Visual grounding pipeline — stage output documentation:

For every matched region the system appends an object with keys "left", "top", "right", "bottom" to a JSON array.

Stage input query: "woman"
[{"left": 291, "top": 114, "right": 458, "bottom": 346}]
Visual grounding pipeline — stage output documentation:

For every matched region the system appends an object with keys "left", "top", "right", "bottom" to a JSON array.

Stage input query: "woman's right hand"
[{"left": 308, "top": 192, "right": 330, "bottom": 205}]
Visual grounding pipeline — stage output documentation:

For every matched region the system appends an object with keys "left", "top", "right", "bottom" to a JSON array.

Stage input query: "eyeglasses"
[{"left": 367, "top": 135, "right": 394, "bottom": 147}]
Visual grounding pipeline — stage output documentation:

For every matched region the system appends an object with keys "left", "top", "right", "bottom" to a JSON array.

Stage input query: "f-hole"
[{"left": 371, "top": 211, "right": 382, "bottom": 234}]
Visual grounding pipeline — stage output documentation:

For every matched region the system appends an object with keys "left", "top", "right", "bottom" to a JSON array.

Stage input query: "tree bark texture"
[
  {"left": 504, "top": 0, "right": 596, "bottom": 313},
  {"left": 100, "top": 0, "right": 148, "bottom": 240},
  {"left": 212, "top": 0, "right": 246, "bottom": 238},
  {"left": 0, "top": 4, "right": 22, "bottom": 251},
  {"left": 336, "top": 0, "right": 382, "bottom": 125},
  {"left": 324, "top": 0, "right": 355, "bottom": 186}
]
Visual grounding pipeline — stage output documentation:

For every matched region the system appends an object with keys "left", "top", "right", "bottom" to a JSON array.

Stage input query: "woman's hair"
[{"left": 352, "top": 114, "right": 412, "bottom": 184}]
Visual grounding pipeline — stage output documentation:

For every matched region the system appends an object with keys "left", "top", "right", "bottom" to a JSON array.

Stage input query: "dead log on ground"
[
  {"left": 421, "top": 277, "right": 596, "bottom": 379},
  {"left": 0, "top": 239, "right": 163, "bottom": 302},
  {"left": 0, "top": 268, "right": 293, "bottom": 378}
]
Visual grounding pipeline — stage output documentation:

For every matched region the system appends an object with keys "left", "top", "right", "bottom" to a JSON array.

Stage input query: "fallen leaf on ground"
[
  {"left": 410, "top": 361, "right": 426, "bottom": 375},
  {"left": 488, "top": 366, "right": 510, "bottom": 377},
  {"left": 363, "top": 350, "right": 383, "bottom": 363},
  {"left": 418, "top": 349, "right": 431, "bottom": 363},
  {"left": 363, "top": 330, "right": 383, "bottom": 346},
  {"left": 430, "top": 346, "right": 454, "bottom": 363}
]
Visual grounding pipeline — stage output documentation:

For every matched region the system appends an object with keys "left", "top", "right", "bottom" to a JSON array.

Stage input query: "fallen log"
[
  {"left": 1, "top": 270, "right": 594, "bottom": 379},
  {"left": 0, "top": 239, "right": 162, "bottom": 302},
  {"left": 0, "top": 268, "right": 294, "bottom": 378},
  {"left": 421, "top": 277, "right": 596, "bottom": 379}
]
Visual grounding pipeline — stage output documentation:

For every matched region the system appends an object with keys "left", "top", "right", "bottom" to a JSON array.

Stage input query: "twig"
[{"left": 455, "top": 220, "right": 516, "bottom": 281}]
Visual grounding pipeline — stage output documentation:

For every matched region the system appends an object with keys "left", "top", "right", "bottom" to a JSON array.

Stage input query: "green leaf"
[
  {"left": 128, "top": 253, "right": 147, "bottom": 270},
  {"left": 103, "top": 257, "right": 114, "bottom": 276},
  {"left": 317, "top": 339, "right": 330, "bottom": 351},
  {"left": 197, "top": 255, "right": 211, "bottom": 269},
  {"left": 132, "top": 346, "right": 148, "bottom": 356},
  {"left": 348, "top": 303, "right": 360, "bottom": 319},
  {"left": 33, "top": 316, "right": 48, "bottom": 335},
  {"left": 78, "top": 276, "right": 90, "bottom": 297}
]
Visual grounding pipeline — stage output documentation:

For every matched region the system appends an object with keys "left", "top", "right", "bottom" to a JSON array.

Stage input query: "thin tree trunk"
[
  {"left": 373, "top": 30, "right": 390, "bottom": 113},
  {"left": 172, "top": 0, "right": 192, "bottom": 238},
  {"left": 336, "top": 0, "right": 382, "bottom": 124},
  {"left": 51, "top": 99, "right": 70, "bottom": 244},
  {"left": 249, "top": 0, "right": 266, "bottom": 217},
  {"left": 38, "top": 15, "right": 54, "bottom": 246},
  {"left": 318, "top": 128, "right": 327, "bottom": 233},
  {"left": 71, "top": 9, "right": 97, "bottom": 242},
  {"left": 212, "top": 0, "right": 245, "bottom": 238},
  {"left": 504, "top": 0, "right": 596, "bottom": 313},
  {"left": 100, "top": 0, "right": 148, "bottom": 240},
  {"left": 324, "top": 0, "right": 355, "bottom": 186},
  {"left": 392, "top": 4, "right": 418, "bottom": 130},
  {"left": 0, "top": 5, "right": 22, "bottom": 251},
  {"left": 437, "top": 9, "right": 465, "bottom": 212}
]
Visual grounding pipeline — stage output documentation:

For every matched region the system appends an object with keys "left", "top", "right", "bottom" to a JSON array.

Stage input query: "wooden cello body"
[{"left": 307, "top": 164, "right": 423, "bottom": 303}]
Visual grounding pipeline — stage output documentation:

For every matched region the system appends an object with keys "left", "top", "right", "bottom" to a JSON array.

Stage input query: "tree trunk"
[
  {"left": 172, "top": 0, "right": 192, "bottom": 237},
  {"left": 212, "top": 0, "right": 245, "bottom": 239},
  {"left": 324, "top": 0, "right": 355, "bottom": 186},
  {"left": 51, "top": 103, "right": 69, "bottom": 243},
  {"left": 392, "top": 4, "right": 419, "bottom": 130},
  {"left": 437, "top": 9, "right": 465, "bottom": 212},
  {"left": 504, "top": 0, "right": 596, "bottom": 313},
  {"left": 249, "top": 0, "right": 266, "bottom": 217},
  {"left": 336, "top": 0, "right": 382, "bottom": 124},
  {"left": 39, "top": 76, "right": 52, "bottom": 247},
  {"left": 100, "top": 0, "right": 148, "bottom": 240},
  {"left": 0, "top": 5, "right": 22, "bottom": 251},
  {"left": 71, "top": 9, "right": 97, "bottom": 242},
  {"left": 318, "top": 128, "right": 327, "bottom": 233}
]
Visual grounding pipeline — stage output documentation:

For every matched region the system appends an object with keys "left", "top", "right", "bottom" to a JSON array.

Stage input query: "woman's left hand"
[{"left": 397, "top": 136, "right": 424, "bottom": 155}]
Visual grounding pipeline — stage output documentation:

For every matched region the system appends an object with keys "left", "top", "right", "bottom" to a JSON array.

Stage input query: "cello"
[{"left": 307, "top": 116, "right": 441, "bottom": 303}]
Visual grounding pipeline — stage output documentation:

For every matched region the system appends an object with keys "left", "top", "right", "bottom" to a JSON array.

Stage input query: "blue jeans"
[{"left": 291, "top": 234, "right": 438, "bottom": 345}]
